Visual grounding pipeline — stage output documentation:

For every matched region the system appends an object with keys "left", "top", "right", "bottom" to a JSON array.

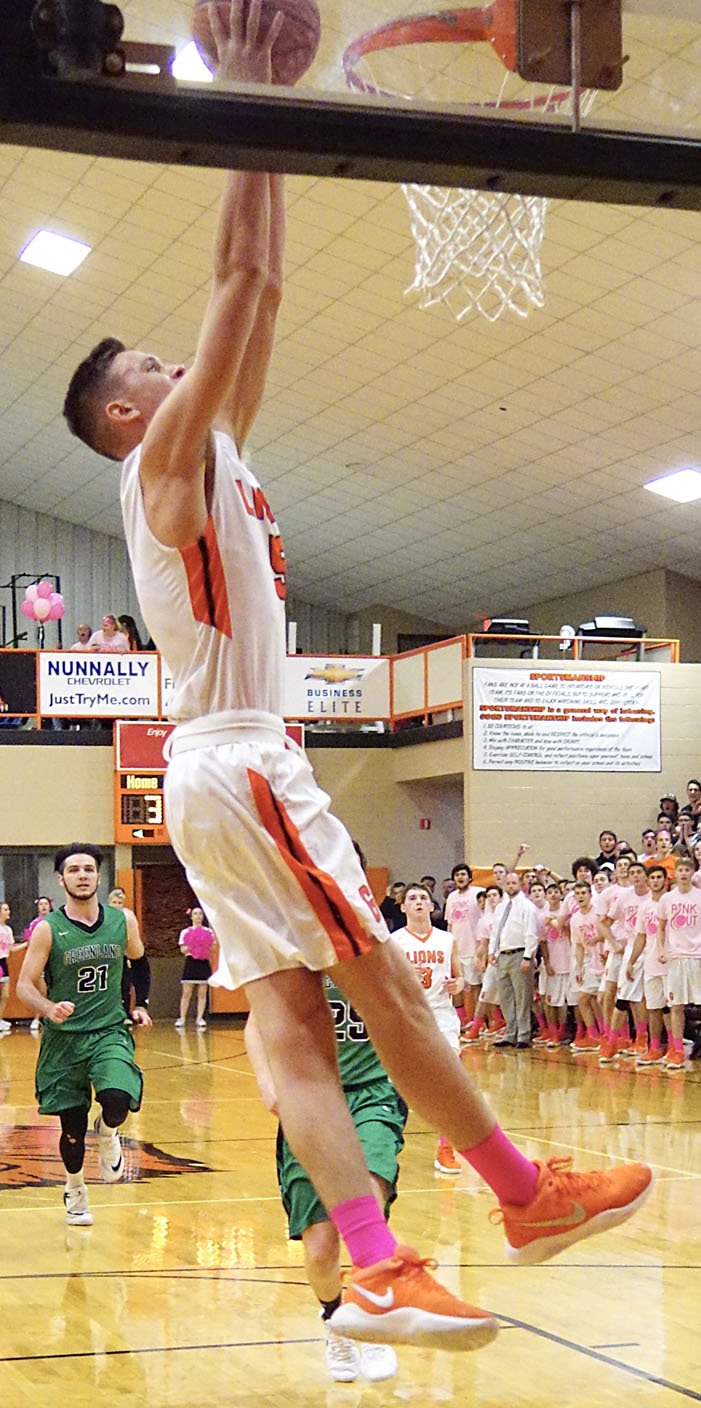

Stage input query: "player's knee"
[
  {"left": 97, "top": 1087, "right": 131, "bottom": 1127},
  {"left": 303, "top": 1220, "right": 340, "bottom": 1280}
]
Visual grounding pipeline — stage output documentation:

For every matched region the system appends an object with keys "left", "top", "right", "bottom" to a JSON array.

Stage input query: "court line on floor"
[
  {"left": 3, "top": 1318, "right": 700, "bottom": 1400},
  {"left": 506, "top": 1132, "right": 701, "bottom": 1181}
]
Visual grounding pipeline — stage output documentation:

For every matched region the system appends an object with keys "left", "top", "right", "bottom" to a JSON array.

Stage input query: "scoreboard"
[
  {"left": 114, "top": 722, "right": 173, "bottom": 844},
  {"left": 114, "top": 771, "right": 169, "bottom": 844}
]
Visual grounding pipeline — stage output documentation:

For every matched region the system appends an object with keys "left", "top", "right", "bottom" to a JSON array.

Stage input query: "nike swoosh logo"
[
  {"left": 522, "top": 1201, "right": 586, "bottom": 1230},
  {"left": 351, "top": 1284, "right": 394, "bottom": 1309}
]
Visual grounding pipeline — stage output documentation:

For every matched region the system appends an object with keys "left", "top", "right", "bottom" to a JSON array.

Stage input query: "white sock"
[{"left": 66, "top": 1170, "right": 85, "bottom": 1189}]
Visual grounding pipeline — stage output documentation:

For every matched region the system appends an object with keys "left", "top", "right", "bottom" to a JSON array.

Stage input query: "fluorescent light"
[
  {"left": 20, "top": 230, "right": 91, "bottom": 276},
  {"left": 172, "top": 42, "right": 213, "bottom": 82},
  {"left": 644, "top": 468, "right": 701, "bottom": 504}
]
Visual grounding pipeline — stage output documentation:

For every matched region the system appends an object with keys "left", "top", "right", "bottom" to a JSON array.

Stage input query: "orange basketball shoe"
[
  {"left": 330, "top": 1245, "right": 499, "bottom": 1351},
  {"left": 434, "top": 1143, "right": 461, "bottom": 1174},
  {"left": 492, "top": 1157, "right": 652, "bottom": 1266}
]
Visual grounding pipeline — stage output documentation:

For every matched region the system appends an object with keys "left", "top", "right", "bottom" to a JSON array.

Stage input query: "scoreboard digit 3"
[{"left": 114, "top": 771, "right": 169, "bottom": 843}]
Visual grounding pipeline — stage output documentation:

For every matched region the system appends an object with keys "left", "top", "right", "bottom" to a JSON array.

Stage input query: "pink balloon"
[
  {"left": 20, "top": 600, "right": 35, "bottom": 619},
  {"left": 25, "top": 584, "right": 39, "bottom": 603},
  {"left": 37, "top": 580, "right": 53, "bottom": 599},
  {"left": 33, "top": 598, "right": 51, "bottom": 621},
  {"left": 49, "top": 592, "right": 63, "bottom": 607},
  {"left": 48, "top": 601, "right": 65, "bottom": 620}
]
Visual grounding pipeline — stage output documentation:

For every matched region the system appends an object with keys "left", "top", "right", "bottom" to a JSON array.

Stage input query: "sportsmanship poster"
[{"left": 473, "top": 666, "right": 661, "bottom": 772}]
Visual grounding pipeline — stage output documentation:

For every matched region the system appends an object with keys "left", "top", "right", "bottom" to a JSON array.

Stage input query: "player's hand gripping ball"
[{"left": 192, "top": 0, "right": 321, "bottom": 85}]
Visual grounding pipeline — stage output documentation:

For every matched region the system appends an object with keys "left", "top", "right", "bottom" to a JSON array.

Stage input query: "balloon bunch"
[{"left": 20, "top": 580, "right": 65, "bottom": 623}]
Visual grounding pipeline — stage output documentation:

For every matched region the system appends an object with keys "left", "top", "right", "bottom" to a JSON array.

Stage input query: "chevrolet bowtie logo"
[{"left": 305, "top": 665, "right": 366, "bottom": 684}]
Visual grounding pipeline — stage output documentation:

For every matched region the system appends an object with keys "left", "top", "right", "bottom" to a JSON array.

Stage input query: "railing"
[{"left": 467, "top": 633, "right": 680, "bottom": 663}]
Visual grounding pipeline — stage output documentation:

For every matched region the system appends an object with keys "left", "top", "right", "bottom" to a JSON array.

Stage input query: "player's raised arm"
[{"left": 138, "top": 4, "right": 284, "bottom": 542}]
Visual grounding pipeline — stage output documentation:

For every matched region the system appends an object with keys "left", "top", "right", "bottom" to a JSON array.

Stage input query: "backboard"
[{"left": 0, "top": 0, "right": 699, "bottom": 206}]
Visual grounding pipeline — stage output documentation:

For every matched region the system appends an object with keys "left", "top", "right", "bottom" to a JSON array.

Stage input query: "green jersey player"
[
  {"left": 246, "top": 976, "right": 407, "bottom": 1383},
  {"left": 17, "top": 843, "right": 151, "bottom": 1226}
]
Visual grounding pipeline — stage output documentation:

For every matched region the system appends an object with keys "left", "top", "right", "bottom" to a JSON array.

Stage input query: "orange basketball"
[{"left": 192, "top": 0, "right": 321, "bottom": 86}]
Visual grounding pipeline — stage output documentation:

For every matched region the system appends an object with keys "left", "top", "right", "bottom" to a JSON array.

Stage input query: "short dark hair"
[
  {"left": 451, "top": 862, "right": 472, "bottom": 879},
  {"left": 54, "top": 843, "right": 104, "bottom": 874},
  {"left": 646, "top": 865, "right": 667, "bottom": 880},
  {"left": 574, "top": 880, "right": 592, "bottom": 893},
  {"left": 546, "top": 882, "right": 561, "bottom": 894},
  {"left": 63, "top": 337, "right": 126, "bottom": 459},
  {"left": 404, "top": 882, "right": 432, "bottom": 899},
  {"left": 687, "top": 778, "right": 701, "bottom": 790},
  {"left": 420, "top": 874, "right": 436, "bottom": 885},
  {"left": 598, "top": 830, "right": 617, "bottom": 844}
]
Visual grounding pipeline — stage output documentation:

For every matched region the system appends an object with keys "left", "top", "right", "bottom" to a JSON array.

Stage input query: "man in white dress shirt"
[{"left": 488, "top": 872, "right": 538, "bottom": 1049}]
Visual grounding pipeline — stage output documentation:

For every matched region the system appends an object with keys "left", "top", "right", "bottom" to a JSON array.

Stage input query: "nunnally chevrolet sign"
[{"left": 39, "top": 652, "right": 160, "bottom": 717}]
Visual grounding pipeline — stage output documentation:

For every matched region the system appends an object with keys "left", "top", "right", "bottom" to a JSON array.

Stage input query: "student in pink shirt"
[
  {"left": 540, "top": 883, "right": 571, "bottom": 1048},
  {"left": 23, "top": 896, "right": 54, "bottom": 941},
  {"left": 598, "top": 863, "right": 651, "bottom": 1064},
  {"left": 657, "top": 855, "right": 701, "bottom": 1072},
  {"left": 444, "top": 863, "right": 481, "bottom": 1031},
  {"left": 628, "top": 865, "right": 670, "bottom": 1067},
  {"left": 461, "top": 886, "right": 505, "bottom": 1043},
  {"left": 175, "top": 906, "right": 216, "bottom": 1030},
  {"left": 0, "top": 900, "right": 14, "bottom": 1033},
  {"left": 571, "top": 883, "right": 604, "bottom": 1051},
  {"left": 87, "top": 614, "right": 130, "bottom": 653},
  {"left": 596, "top": 854, "right": 634, "bottom": 1041}
]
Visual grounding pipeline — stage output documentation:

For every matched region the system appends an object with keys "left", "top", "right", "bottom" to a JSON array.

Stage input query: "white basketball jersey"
[
  {"left": 120, "top": 431, "right": 286, "bottom": 722},
  {"left": 392, "top": 925, "right": 460, "bottom": 1045}
]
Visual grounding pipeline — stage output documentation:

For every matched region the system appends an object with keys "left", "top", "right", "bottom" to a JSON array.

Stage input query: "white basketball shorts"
[
  {"left": 616, "top": 952, "right": 645, "bottom": 1004},
  {"left": 165, "top": 710, "right": 388, "bottom": 989},
  {"left": 665, "top": 956, "right": 701, "bottom": 1007}
]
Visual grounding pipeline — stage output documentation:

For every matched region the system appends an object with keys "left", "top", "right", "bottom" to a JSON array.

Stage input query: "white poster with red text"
[{"left": 473, "top": 666, "right": 661, "bottom": 772}]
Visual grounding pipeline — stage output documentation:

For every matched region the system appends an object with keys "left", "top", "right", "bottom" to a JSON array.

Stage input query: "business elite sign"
[
  {"left": 284, "top": 657, "right": 390, "bottom": 720},
  {"left": 39, "top": 652, "right": 160, "bottom": 718}
]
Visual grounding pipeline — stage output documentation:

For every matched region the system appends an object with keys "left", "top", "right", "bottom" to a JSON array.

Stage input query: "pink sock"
[
  {"left": 586, "top": 1026, "right": 598, "bottom": 1038},
  {"left": 637, "top": 1021, "right": 648, "bottom": 1037},
  {"left": 456, "top": 1005, "right": 467, "bottom": 1026},
  {"left": 672, "top": 1035, "right": 684, "bottom": 1053},
  {"left": 459, "top": 1124, "right": 538, "bottom": 1206},
  {"left": 329, "top": 1195, "right": 396, "bottom": 1269},
  {"left": 649, "top": 1036, "right": 661, "bottom": 1051}
]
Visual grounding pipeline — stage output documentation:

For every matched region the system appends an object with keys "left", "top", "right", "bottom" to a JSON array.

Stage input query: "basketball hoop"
[{"left": 342, "top": 2, "right": 595, "bottom": 322}]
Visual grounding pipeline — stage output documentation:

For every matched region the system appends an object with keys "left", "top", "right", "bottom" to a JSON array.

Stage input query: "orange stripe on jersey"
[
  {"left": 247, "top": 767, "right": 376, "bottom": 963},
  {"left": 180, "top": 517, "right": 232, "bottom": 639}
]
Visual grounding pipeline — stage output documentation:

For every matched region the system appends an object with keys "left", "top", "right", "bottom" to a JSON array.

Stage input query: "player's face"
[
  {"left": 657, "top": 830, "right": 672, "bottom": 854},
  {"left": 530, "top": 883, "right": 545, "bottom": 905},
  {"left": 629, "top": 866, "right": 648, "bottom": 892},
  {"left": 109, "top": 891, "right": 125, "bottom": 908},
  {"left": 599, "top": 832, "right": 616, "bottom": 854},
  {"left": 453, "top": 868, "right": 470, "bottom": 890},
  {"left": 615, "top": 857, "right": 630, "bottom": 882},
  {"left": 649, "top": 871, "right": 666, "bottom": 897},
  {"left": 37, "top": 898, "right": 51, "bottom": 915},
  {"left": 402, "top": 888, "right": 432, "bottom": 924},
  {"left": 593, "top": 871, "right": 610, "bottom": 892},
  {"left": 0, "top": 902, "right": 10, "bottom": 923},
  {"left": 60, "top": 855, "right": 100, "bottom": 901},
  {"left": 109, "top": 349, "right": 186, "bottom": 428},
  {"left": 191, "top": 907, "right": 204, "bottom": 925},
  {"left": 675, "top": 863, "right": 693, "bottom": 888},
  {"left": 574, "top": 884, "right": 590, "bottom": 908},
  {"left": 492, "top": 865, "right": 507, "bottom": 883}
]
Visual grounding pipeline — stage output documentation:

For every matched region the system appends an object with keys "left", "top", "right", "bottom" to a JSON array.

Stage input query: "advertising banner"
[
  {"left": 284, "top": 656, "right": 390, "bottom": 720},
  {"left": 473, "top": 666, "right": 661, "bottom": 772},
  {"left": 39, "top": 652, "right": 160, "bottom": 718}
]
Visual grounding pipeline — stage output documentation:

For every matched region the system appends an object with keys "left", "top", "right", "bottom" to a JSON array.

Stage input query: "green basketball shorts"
[{"left": 35, "top": 1023, "right": 143, "bottom": 1115}]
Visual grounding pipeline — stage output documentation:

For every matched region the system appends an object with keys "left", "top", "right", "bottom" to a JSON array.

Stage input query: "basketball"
[{"left": 192, "top": 0, "right": 321, "bottom": 86}]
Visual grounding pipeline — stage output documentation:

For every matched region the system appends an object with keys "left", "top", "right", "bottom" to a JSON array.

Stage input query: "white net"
[
  {"left": 340, "top": 3, "right": 596, "bottom": 322},
  {"left": 402, "top": 185, "right": 548, "bottom": 322}
]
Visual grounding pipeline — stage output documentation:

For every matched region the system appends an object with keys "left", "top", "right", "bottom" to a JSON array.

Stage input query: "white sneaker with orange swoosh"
[
  {"left": 493, "top": 1157, "right": 653, "bottom": 1266},
  {"left": 330, "top": 1245, "right": 499, "bottom": 1351}
]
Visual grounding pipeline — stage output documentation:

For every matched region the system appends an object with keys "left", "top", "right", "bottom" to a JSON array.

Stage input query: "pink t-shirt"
[
  {"left": 444, "top": 887, "right": 480, "bottom": 959},
  {"left": 570, "top": 907, "right": 604, "bottom": 974},
  {"left": 23, "top": 915, "right": 44, "bottom": 942},
  {"left": 179, "top": 925, "right": 215, "bottom": 961},
  {"left": 636, "top": 895, "right": 666, "bottom": 978},
  {"left": 0, "top": 923, "right": 14, "bottom": 960},
  {"left": 543, "top": 913, "right": 570, "bottom": 974},
  {"left": 619, "top": 890, "right": 648, "bottom": 951},
  {"left": 658, "top": 888, "right": 701, "bottom": 959},
  {"left": 87, "top": 629, "right": 130, "bottom": 653},
  {"left": 597, "top": 884, "right": 632, "bottom": 953},
  {"left": 475, "top": 911, "right": 494, "bottom": 949}
]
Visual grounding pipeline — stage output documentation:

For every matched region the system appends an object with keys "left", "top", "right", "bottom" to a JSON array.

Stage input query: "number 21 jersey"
[{"left": 44, "top": 905, "right": 128, "bottom": 1032}]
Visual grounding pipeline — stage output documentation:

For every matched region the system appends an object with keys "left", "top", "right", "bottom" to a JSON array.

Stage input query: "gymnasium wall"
[
  {"left": 463, "top": 658, "right": 701, "bottom": 875},
  {"left": 512, "top": 566, "right": 701, "bottom": 661}
]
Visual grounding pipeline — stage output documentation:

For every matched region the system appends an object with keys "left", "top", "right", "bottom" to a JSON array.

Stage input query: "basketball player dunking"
[{"left": 62, "top": 0, "right": 652, "bottom": 1350}]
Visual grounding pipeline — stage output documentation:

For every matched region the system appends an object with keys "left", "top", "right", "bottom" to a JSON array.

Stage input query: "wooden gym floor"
[{"left": 1, "top": 1020, "right": 699, "bottom": 1407}]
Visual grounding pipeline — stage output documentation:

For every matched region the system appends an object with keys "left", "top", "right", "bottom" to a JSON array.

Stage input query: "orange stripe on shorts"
[{"left": 247, "top": 767, "right": 375, "bottom": 963}]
